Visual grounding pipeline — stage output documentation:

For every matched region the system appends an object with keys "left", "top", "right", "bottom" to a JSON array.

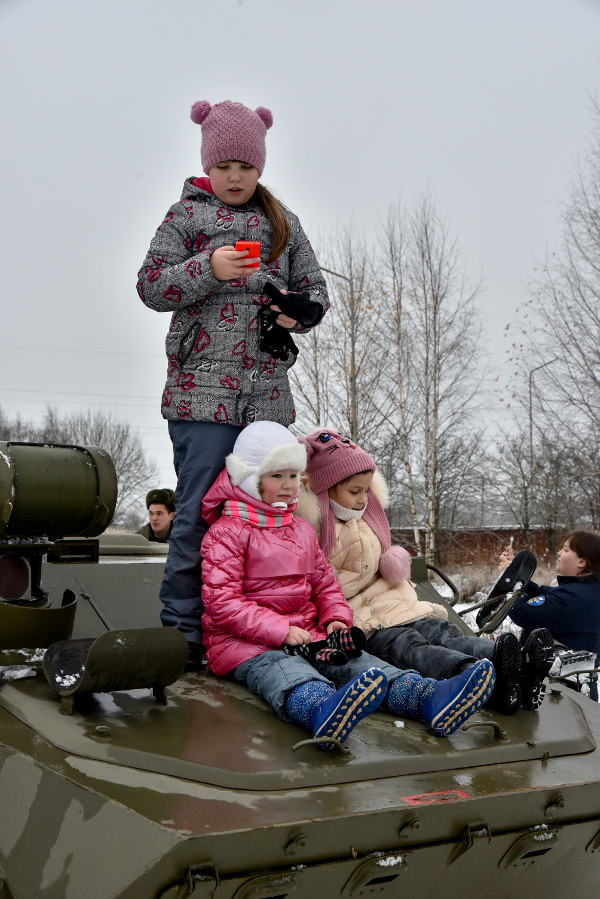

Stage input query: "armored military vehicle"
[{"left": 2, "top": 441, "right": 600, "bottom": 898}]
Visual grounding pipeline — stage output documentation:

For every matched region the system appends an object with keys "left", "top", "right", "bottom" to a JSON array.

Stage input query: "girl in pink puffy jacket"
[
  {"left": 200, "top": 421, "right": 495, "bottom": 750},
  {"left": 296, "top": 428, "right": 552, "bottom": 717}
]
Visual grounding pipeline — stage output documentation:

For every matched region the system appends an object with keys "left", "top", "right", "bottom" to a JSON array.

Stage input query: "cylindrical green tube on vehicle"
[{"left": 0, "top": 442, "right": 117, "bottom": 538}]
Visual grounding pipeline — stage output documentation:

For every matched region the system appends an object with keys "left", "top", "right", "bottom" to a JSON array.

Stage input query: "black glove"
[
  {"left": 258, "top": 281, "right": 324, "bottom": 362},
  {"left": 262, "top": 281, "right": 324, "bottom": 328},
  {"left": 258, "top": 305, "right": 299, "bottom": 362}
]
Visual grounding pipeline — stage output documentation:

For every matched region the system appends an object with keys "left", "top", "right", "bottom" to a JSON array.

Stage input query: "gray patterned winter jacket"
[{"left": 137, "top": 177, "right": 329, "bottom": 426}]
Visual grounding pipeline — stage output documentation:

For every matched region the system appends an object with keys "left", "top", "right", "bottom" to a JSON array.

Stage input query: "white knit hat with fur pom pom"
[{"left": 226, "top": 422, "right": 306, "bottom": 502}]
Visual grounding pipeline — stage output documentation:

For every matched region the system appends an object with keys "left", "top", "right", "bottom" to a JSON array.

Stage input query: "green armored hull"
[{"left": 1, "top": 444, "right": 600, "bottom": 898}]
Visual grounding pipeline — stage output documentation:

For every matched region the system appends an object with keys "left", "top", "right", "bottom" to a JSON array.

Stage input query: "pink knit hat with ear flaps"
[
  {"left": 190, "top": 100, "right": 273, "bottom": 175},
  {"left": 298, "top": 429, "right": 411, "bottom": 585}
]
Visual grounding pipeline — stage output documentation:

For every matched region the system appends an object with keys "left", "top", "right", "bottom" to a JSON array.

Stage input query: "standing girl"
[{"left": 137, "top": 100, "right": 328, "bottom": 663}]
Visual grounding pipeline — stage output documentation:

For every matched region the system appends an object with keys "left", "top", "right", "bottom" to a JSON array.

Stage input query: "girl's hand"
[
  {"left": 326, "top": 621, "right": 346, "bottom": 634},
  {"left": 270, "top": 291, "right": 298, "bottom": 329},
  {"left": 209, "top": 246, "right": 258, "bottom": 281},
  {"left": 498, "top": 545, "right": 515, "bottom": 571},
  {"left": 284, "top": 626, "right": 313, "bottom": 646}
]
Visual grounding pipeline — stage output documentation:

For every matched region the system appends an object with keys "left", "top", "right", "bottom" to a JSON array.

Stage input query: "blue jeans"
[
  {"left": 366, "top": 619, "right": 494, "bottom": 681},
  {"left": 159, "top": 419, "right": 242, "bottom": 647},
  {"left": 233, "top": 649, "right": 411, "bottom": 721}
]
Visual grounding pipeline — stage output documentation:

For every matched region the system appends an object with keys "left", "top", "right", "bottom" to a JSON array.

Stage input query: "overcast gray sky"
[{"left": 1, "top": 0, "right": 599, "bottom": 493}]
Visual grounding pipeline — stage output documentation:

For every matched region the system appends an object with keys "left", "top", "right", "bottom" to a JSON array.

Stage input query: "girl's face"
[
  {"left": 328, "top": 472, "right": 373, "bottom": 511},
  {"left": 208, "top": 160, "right": 259, "bottom": 206},
  {"left": 556, "top": 540, "right": 587, "bottom": 577},
  {"left": 259, "top": 469, "right": 300, "bottom": 506}
]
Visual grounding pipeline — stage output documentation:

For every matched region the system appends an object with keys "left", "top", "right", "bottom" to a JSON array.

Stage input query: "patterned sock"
[
  {"left": 386, "top": 673, "right": 437, "bottom": 719},
  {"left": 326, "top": 627, "right": 366, "bottom": 658},
  {"left": 285, "top": 681, "right": 334, "bottom": 729}
]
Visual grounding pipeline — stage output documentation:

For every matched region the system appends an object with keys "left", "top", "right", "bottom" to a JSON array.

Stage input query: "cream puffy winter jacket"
[{"left": 295, "top": 473, "right": 448, "bottom": 637}]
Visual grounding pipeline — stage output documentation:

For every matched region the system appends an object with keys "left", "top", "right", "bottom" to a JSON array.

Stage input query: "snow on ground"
[{"left": 433, "top": 583, "right": 522, "bottom": 636}]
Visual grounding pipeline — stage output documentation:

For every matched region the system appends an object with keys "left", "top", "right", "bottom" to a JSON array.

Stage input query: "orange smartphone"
[{"left": 235, "top": 240, "right": 260, "bottom": 269}]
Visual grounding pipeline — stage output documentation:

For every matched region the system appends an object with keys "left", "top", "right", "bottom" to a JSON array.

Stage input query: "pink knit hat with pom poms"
[
  {"left": 298, "top": 428, "right": 411, "bottom": 585},
  {"left": 190, "top": 100, "right": 273, "bottom": 175}
]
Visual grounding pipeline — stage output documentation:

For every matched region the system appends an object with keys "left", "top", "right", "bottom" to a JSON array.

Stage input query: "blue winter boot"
[
  {"left": 387, "top": 660, "right": 495, "bottom": 737},
  {"left": 419, "top": 659, "right": 495, "bottom": 736},
  {"left": 286, "top": 669, "right": 388, "bottom": 751},
  {"left": 311, "top": 668, "right": 388, "bottom": 750}
]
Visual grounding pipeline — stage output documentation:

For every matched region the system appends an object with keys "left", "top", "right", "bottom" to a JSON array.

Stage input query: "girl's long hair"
[
  {"left": 253, "top": 183, "right": 290, "bottom": 263},
  {"left": 565, "top": 530, "right": 600, "bottom": 577}
]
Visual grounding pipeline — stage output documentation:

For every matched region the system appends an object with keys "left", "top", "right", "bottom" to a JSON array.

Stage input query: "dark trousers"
[
  {"left": 159, "top": 419, "right": 242, "bottom": 647},
  {"left": 366, "top": 618, "right": 494, "bottom": 681}
]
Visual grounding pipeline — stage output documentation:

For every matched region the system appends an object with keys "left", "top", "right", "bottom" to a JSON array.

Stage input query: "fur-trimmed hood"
[
  {"left": 295, "top": 468, "right": 411, "bottom": 586},
  {"left": 296, "top": 469, "right": 389, "bottom": 533}
]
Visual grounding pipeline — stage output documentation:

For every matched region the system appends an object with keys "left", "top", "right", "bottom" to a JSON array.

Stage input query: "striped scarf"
[{"left": 223, "top": 500, "right": 293, "bottom": 528}]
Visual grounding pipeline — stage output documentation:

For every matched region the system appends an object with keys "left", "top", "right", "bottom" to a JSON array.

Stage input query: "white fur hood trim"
[
  {"left": 295, "top": 468, "right": 389, "bottom": 530},
  {"left": 226, "top": 442, "right": 306, "bottom": 485}
]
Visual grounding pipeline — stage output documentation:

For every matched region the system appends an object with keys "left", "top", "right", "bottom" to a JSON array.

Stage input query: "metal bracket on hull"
[
  {"left": 447, "top": 822, "right": 491, "bottom": 865},
  {"left": 499, "top": 827, "right": 561, "bottom": 868},
  {"left": 158, "top": 866, "right": 219, "bottom": 898}
]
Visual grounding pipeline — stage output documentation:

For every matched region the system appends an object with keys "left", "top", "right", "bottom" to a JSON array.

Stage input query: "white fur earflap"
[
  {"left": 371, "top": 469, "right": 390, "bottom": 509},
  {"left": 294, "top": 483, "right": 322, "bottom": 532},
  {"left": 226, "top": 452, "right": 255, "bottom": 487},
  {"left": 380, "top": 546, "right": 412, "bottom": 585}
]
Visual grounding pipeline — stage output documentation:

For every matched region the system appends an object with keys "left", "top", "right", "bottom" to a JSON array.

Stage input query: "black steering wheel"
[{"left": 475, "top": 549, "right": 537, "bottom": 631}]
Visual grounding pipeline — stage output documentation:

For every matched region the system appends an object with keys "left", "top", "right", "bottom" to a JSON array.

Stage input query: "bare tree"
[
  {"left": 495, "top": 105, "right": 600, "bottom": 535},
  {"left": 378, "top": 196, "right": 487, "bottom": 562},
  {"left": 290, "top": 321, "right": 336, "bottom": 429},
  {"left": 492, "top": 431, "right": 535, "bottom": 536},
  {"left": 518, "top": 104, "right": 600, "bottom": 477},
  {"left": 291, "top": 226, "right": 387, "bottom": 444},
  {"left": 376, "top": 201, "right": 422, "bottom": 549},
  {"left": 0, "top": 406, "right": 158, "bottom": 524},
  {"left": 292, "top": 201, "right": 490, "bottom": 563}
]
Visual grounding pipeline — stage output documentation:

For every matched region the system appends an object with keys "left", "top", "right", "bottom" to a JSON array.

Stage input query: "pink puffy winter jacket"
[{"left": 201, "top": 470, "right": 353, "bottom": 676}]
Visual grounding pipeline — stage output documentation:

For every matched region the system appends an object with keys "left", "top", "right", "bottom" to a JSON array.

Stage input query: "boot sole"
[
  {"left": 521, "top": 628, "right": 555, "bottom": 711},
  {"left": 313, "top": 669, "right": 387, "bottom": 748},
  {"left": 490, "top": 634, "right": 522, "bottom": 715},
  {"left": 429, "top": 660, "right": 495, "bottom": 737}
]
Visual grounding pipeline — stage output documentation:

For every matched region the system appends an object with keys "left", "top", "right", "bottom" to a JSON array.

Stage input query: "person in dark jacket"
[
  {"left": 137, "top": 489, "right": 175, "bottom": 543},
  {"left": 502, "top": 530, "right": 600, "bottom": 661}
]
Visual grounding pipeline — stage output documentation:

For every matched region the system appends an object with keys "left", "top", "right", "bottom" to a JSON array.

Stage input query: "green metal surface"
[
  {"left": 0, "top": 442, "right": 117, "bottom": 538},
  {"left": 2, "top": 675, "right": 600, "bottom": 897},
  {"left": 42, "top": 627, "right": 188, "bottom": 697},
  {"left": 0, "top": 672, "right": 595, "bottom": 792},
  {"left": 0, "top": 590, "right": 77, "bottom": 651}
]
